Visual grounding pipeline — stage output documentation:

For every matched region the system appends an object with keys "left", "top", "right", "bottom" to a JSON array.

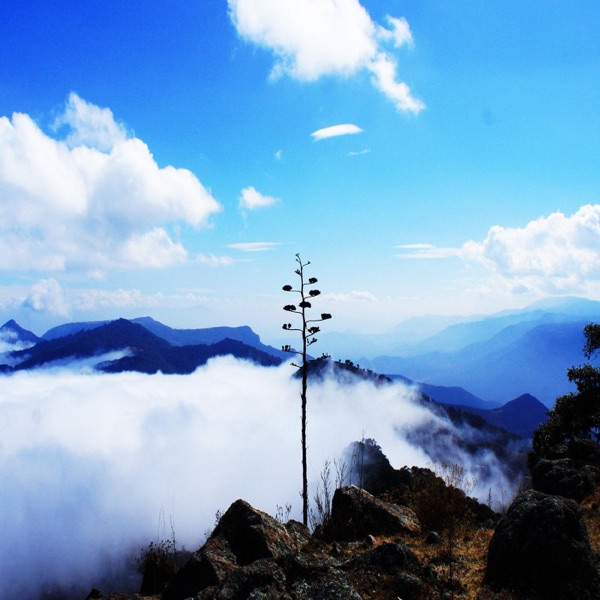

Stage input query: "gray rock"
[
  {"left": 321, "top": 485, "right": 421, "bottom": 542},
  {"left": 530, "top": 457, "right": 591, "bottom": 501},
  {"left": 162, "top": 500, "right": 299, "bottom": 600},
  {"left": 486, "top": 489, "right": 600, "bottom": 599}
]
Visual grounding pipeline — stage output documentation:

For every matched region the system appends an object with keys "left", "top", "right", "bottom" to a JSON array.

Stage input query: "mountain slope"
[
  {"left": 365, "top": 320, "right": 588, "bottom": 406},
  {"left": 320, "top": 297, "right": 600, "bottom": 361},
  {"left": 450, "top": 393, "right": 549, "bottom": 439},
  {"left": 7, "top": 319, "right": 283, "bottom": 373},
  {"left": 43, "top": 316, "right": 288, "bottom": 360},
  {"left": 0, "top": 319, "right": 40, "bottom": 346}
]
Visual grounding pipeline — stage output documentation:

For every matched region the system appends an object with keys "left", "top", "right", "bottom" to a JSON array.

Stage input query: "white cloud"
[
  {"left": 395, "top": 244, "right": 462, "bottom": 259},
  {"left": 348, "top": 148, "right": 371, "bottom": 156},
  {"left": 0, "top": 95, "right": 222, "bottom": 274},
  {"left": 15, "top": 280, "right": 214, "bottom": 321},
  {"left": 325, "top": 290, "right": 379, "bottom": 303},
  {"left": 368, "top": 54, "right": 425, "bottom": 114},
  {"left": 228, "top": 0, "right": 424, "bottom": 114},
  {"left": 460, "top": 205, "right": 600, "bottom": 295},
  {"left": 195, "top": 254, "right": 236, "bottom": 267},
  {"left": 21, "top": 279, "right": 70, "bottom": 317},
  {"left": 227, "top": 242, "right": 281, "bottom": 252},
  {"left": 239, "top": 186, "right": 279, "bottom": 211},
  {"left": 379, "top": 16, "right": 414, "bottom": 48},
  {"left": 311, "top": 123, "right": 363, "bottom": 141},
  {"left": 53, "top": 92, "right": 127, "bottom": 152},
  {"left": 397, "top": 205, "right": 600, "bottom": 295}
]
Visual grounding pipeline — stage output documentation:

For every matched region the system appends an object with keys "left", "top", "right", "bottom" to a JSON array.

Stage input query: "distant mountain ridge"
[
  {"left": 1, "top": 317, "right": 548, "bottom": 441},
  {"left": 387, "top": 374, "right": 547, "bottom": 438},
  {"left": 1, "top": 318, "right": 285, "bottom": 374},
  {"left": 340, "top": 297, "right": 600, "bottom": 407},
  {"left": 0, "top": 319, "right": 40, "bottom": 346}
]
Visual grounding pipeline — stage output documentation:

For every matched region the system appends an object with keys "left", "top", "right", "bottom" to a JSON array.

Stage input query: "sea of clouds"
[{"left": 0, "top": 357, "right": 515, "bottom": 598}]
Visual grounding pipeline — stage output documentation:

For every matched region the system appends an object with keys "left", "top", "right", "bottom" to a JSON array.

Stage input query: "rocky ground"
[{"left": 83, "top": 450, "right": 600, "bottom": 600}]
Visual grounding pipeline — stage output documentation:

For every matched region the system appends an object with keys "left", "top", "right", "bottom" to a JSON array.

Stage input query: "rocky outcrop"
[
  {"left": 486, "top": 489, "right": 600, "bottom": 599},
  {"left": 530, "top": 457, "right": 591, "bottom": 501},
  {"left": 163, "top": 491, "right": 429, "bottom": 600},
  {"left": 321, "top": 485, "right": 421, "bottom": 542},
  {"left": 162, "top": 500, "right": 306, "bottom": 600},
  {"left": 530, "top": 438, "right": 600, "bottom": 502}
]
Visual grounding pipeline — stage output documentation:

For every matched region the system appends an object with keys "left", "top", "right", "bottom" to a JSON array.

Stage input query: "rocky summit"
[{"left": 84, "top": 448, "right": 600, "bottom": 600}]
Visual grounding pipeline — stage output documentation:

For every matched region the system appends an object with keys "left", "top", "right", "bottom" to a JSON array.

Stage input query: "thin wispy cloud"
[
  {"left": 228, "top": 0, "right": 424, "bottom": 114},
  {"left": 227, "top": 242, "right": 281, "bottom": 252},
  {"left": 311, "top": 124, "right": 364, "bottom": 141},
  {"left": 395, "top": 244, "right": 462, "bottom": 259},
  {"left": 195, "top": 254, "right": 236, "bottom": 267},
  {"left": 325, "top": 291, "right": 379, "bottom": 304},
  {"left": 239, "top": 186, "right": 279, "bottom": 211},
  {"left": 348, "top": 148, "right": 371, "bottom": 156}
]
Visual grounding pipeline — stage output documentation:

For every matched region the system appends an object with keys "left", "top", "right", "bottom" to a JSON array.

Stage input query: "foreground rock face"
[
  {"left": 321, "top": 485, "right": 421, "bottom": 541},
  {"left": 486, "top": 489, "right": 600, "bottom": 600},
  {"left": 163, "top": 490, "right": 429, "bottom": 600},
  {"left": 530, "top": 438, "right": 600, "bottom": 502}
]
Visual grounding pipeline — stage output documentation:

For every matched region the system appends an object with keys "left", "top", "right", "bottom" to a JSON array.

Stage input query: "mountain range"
[
  {"left": 0, "top": 318, "right": 284, "bottom": 375},
  {"left": 0, "top": 315, "right": 550, "bottom": 439},
  {"left": 321, "top": 297, "right": 600, "bottom": 407}
]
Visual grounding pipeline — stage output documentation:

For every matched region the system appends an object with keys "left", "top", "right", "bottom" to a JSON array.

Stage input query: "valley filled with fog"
[{"left": 0, "top": 357, "right": 520, "bottom": 598}]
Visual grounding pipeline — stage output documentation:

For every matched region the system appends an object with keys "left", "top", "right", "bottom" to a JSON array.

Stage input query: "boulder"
[
  {"left": 485, "top": 490, "right": 600, "bottom": 599},
  {"left": 530, "top": 457, "right": 591, "bottom": 501},
  {"left": 321, "top": 485, "right": 421, "bottom": 542},
  {"left": 343, "top": 540, "right": 427, "bottom": 599},
  {"left": 163, "top": 496, "right": 431, "bottom": 600},
  {"left": 530, "top": 437, "right": 600, "bottom": 502},
  {"left": 163, "top": 499, "right": 301, "bottom": 600}
]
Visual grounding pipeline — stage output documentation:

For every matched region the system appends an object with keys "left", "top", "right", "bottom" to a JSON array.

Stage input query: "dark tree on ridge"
[
  {"left": 532, "top": 323, "right": 600, "bottom": 455},
  {"left": 282, "top": 254, "right": 332, "bottom": 526}
]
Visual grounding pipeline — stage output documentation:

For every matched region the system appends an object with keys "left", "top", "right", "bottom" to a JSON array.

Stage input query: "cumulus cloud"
[
  {"left": 0, "top": 94, "right": 221, "bottom": 274},
  {"left": 227, "top": 242, "right": 281, "bottom": 252},
  {"left": 12, "top": 279, "right": 213, "bottom": 322},
  {"left": 379, "top": 16, "right": 414, "bottom": 48},
  {"left": 0, "top": 359, "right": 518, "bottom": 598},
  {"left": 239, "top": 186, "right": 279, "bottom": 211},
  {"left": 311, "top": 123, "right": 364, "bottom": 141},
  {"left": 228, "top": 0, "right": 424, "bottom": 113},
  {"left": 53, "top": 93, "right": 128, "bottom": 152},
  {"left": 397, "top": 205, "right": 600, "bottom": 295},
  {"left": 21, "top": 278, "right": 70, "bottom": 317}
]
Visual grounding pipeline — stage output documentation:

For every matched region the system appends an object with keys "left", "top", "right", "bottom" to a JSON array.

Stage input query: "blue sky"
[{"left": 0, "top": 0, "right": 599, "bottom": 341}]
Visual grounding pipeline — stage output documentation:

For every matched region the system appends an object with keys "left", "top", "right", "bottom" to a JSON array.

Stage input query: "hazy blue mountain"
[
  {"left": 319, "top": 314, "right": 480, "bottom": 359},
  {"left": 364, "top": 320, "right": 589, "bottom": 406},
  {"left": 0, "top": 319, "right": 40, "bottom": 346},
  {"left": 319, "top": 297, "right": 600, "bottom": 361},
  {"left": 450, "top": 393, "right": 548, "bottom": 439},
  {"left": 42, "top": 320, "right": 109, "bottom": 339},
  {"left": 6, "top": 319, "right": 283, "bottom": 373},
  {"left": 43, "top": 316, "right": 288, "bottom": 360},
  {"left": 392, "top": 369, "right": 547, "bottom": 437}
]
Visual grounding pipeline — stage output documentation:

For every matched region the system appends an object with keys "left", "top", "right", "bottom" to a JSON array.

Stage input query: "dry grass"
[
  {"left": 403, "top": 526, "right": 516, "bottom": 600},
  {"left": 582, "top": 487, "right": 600, "bottom": 553}
]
